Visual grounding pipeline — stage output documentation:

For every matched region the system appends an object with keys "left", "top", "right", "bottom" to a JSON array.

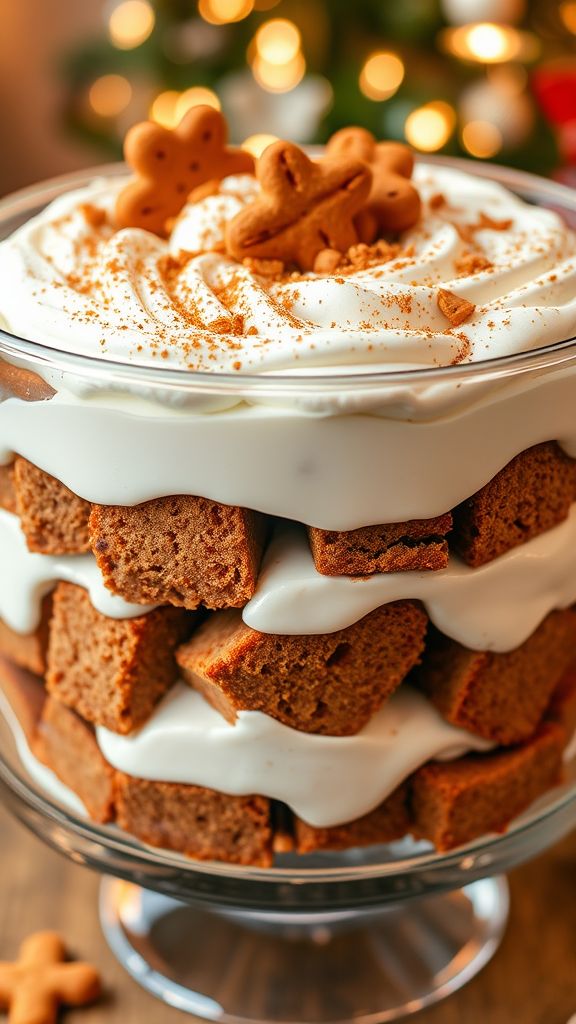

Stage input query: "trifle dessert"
[{"left": 0, "top": 107, "right": 576, "bottom": 867}]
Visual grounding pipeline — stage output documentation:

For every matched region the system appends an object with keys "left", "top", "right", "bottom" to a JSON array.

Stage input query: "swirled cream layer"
[{"left": 0, "top": 165, "right": 574, "bottom": 375}]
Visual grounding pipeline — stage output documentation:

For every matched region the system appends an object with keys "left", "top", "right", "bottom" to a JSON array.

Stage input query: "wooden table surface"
[{"left": 1, "top": 806, "right": 575, "bottom": 1024}]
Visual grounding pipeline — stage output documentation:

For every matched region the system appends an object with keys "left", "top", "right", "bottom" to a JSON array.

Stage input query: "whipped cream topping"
[
  {"left": 0, "top": 509, "right": 153, "bottom": 633},
  {"left": 97, "top": 681, "right": 492, "bottom": 827},
  {"left": 0, "top": 164, "right": 574, "bottom": 375},
  {"left": 244, "top": 510, "right": 576, "bottom": 650}
]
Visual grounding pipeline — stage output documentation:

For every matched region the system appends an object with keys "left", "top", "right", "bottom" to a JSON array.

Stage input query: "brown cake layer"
[
  {"left": 115, "top": 776, "right": 273, "bottom": 866},
  {"left": 410, "top": 723, "right": 564, "bottom": 851},
  {"left": 46, "top": 583, "right": 193, "bottom": 733},
  {"left": 293, "top": 785, "right": 410, "bottom": 854},
  {"left": 4, "top": 458, "right": 267, "bottom": 607},
  {"left": 308, "top": 514, "right": 452, "bottom": 576},
  {"left": 547, "top": 667, "right": 576, "bottom": 739},
  {"left": 453, "top": 442, "right": 576, "bottom": 567},
  {"left": 414, "top": 610, "right": 576, "bottom": 745},
  {"left": 35, "top": 696, "right": 116, "bottom": 823},
  {"left": 176, "top": 603, "right": 428, "bottom": 735},
  {"left": 0, "top": 597, "right": 53, "bottom": 676},
  {"left": 0, "top": 656, "right": 45, "bottom": 745},
  {"left": 0, "top": 463, "right": 16, "bottom": 513},
  {"left": 90, "top": 497, "right": 267, "bottom": 610},
  {"left": 12, "top": 457, "right": 91, "bottom": 555},
  {"left": 32, "top": 689, "right": 273, "bottom": 866}
]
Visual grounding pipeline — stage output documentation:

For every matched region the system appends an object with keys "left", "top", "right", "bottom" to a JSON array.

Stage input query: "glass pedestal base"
[{"left": 99, "top": 875, "right": 509, "bottom": 1023}]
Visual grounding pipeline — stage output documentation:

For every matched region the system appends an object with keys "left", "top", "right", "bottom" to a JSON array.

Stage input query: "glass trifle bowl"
[{"left": 0, "top": 146, "right": 575, "bottom": 1023}]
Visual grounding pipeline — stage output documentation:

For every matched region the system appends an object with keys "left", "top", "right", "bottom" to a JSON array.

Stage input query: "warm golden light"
[
  {"left": 242, "top": 133, "right": 279, "bottom": 157},
  {"left": 461, "top": 119, "right": 503, "bottom": 158},
  {"left": 440, "top": 22, "right": 538, "bottom": 63},
  {"left": 359, "top": 52, "right": 405, "bottom": 101},
  {"left": 108, "top": 0, "right": 155, "bottom": 49},
  {"left": 560, "top": 0, "right": 576, "bottom": 33},
  {"left": 199, "top": 0, "right": 254, "bottom": 25},
  {"left": 252, "top": 52, "right": 306, "bottom": 92},
  {"left": 405, "top": 101, "right": 456, "bottom": 152},
  {"left": 89, "top": 74, "right": 132, "bottom": 117},
  {"left": 150, "top": 90, "right": 180, "bottom": 128},
  {"left": 255, "top": 19, "right": 301, "bottom": 65},
  {"left": 466, "top": 22, "right": 516, "bottom": 60},
  {"left": 176, "top": 87, "right": 221, "bottom": 120}
]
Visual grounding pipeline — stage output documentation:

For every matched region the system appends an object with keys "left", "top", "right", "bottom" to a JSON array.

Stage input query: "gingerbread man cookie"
[
  {"left": 116, "top": 106, "right": 255, "bottom": 236},
  {"left": 225, "top": 140, "right": 372, "bottom": 272},
  {"left": 327, "top": 126, "right": 421, "bottom": 241},
  {"left": 0, "top": 931, "right": 101, "bottom": 1024}
]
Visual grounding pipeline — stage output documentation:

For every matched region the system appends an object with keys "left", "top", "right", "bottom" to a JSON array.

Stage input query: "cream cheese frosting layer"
[
  {"left": 244, "top": 511, "right": 576, "bottom": 650},
  {"left": 97, "top": 682, "right": 493, "bottom": 828},
  {"left": 2, "top": 371, "right": 576, "bottom": 529},
  {"left": 0, "top": 165, "right": 575, "bottom": 375},
  {"left": 0, "top": 509, "right": 153, "bottom": 633}
]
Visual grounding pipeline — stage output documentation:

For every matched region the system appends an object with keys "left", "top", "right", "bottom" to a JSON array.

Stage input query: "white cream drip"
[
  {"left": 243, "top": 511, "right": 576, "bottom": 650},
  {"left": 0, "top": 165, "right": 575, "bottom": 376},
  {"left": 97, "top": 682, "right": 493, "bottom": 827},
  {"left": 0, "top": 509, "right": 154, "bottom": 633}
]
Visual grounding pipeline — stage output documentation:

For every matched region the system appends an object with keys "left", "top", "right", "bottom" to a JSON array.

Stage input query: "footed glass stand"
[
  {"left": 98, "top": 876, "right": 509, "bottom": 1022},
  {"left": 0, "top": 713, "right": 575, "bottom": 1022}
]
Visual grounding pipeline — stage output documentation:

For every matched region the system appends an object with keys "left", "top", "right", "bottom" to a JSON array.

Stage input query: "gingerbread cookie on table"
[
  {"left": 327, "top": 126, "right": 421, "bottom": 241},
  {"left": 0, "top": 931, "right": 101, "bottom": 1024},
  {"left": 115, "top": 105, "right": 255, "bottom": 237},
  {"left": 225, "top": 140, "right": 372, "bottom": 272}
]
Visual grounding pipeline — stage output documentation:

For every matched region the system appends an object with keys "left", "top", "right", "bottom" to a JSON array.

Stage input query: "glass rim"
[{"left": 0, "top": 157, "right": 575, "bottom": 395}]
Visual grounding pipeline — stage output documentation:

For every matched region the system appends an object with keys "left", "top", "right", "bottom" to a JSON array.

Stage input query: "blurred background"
[{"left": 1, "top": 0, "right": 575, "bottom": 196}]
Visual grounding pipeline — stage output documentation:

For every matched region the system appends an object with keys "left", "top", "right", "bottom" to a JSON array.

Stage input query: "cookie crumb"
[{"left": 437, "top": 288, "right": 476, "bottom": 326}]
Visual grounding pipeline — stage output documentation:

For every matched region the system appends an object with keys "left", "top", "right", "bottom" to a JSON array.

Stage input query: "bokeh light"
[
  {"left": 108, "top": 0, "right": 155, "bottom": 49},
  {"left": 461, "top": 119, "right": 503, "bottom": 157},
  {"left": 405, "top": 101, "right": 456, "bottom": 152},
  {"left": 255, "top": 19, "right": 301, "bottom": 64},
  {"left": 359, "top": 52, "right": 405, "bottom": 101},
  {"left": 560, "top": 0, "right": 576, "bottom": 33},
  {"left": 176, "top": 87, "right": 221, "bottom": 120},
  {"left": 252, "top": 52, "right": 306, "bottom": 92},
  {"left": 88, "top": 74, "right": 133, "bottom": 117},
  {"left": 150, "top": 90, "right": 180, "bottom": 128},
  {"left": 199, "top": 0, "right": 254, "bottom": 25},
  {"left": 150, "top": 87, "right": 221, "bottom": 128},
  {"left": 441, "top": 22, "right": 539, "bottom": 63},
  {"left": 242, "top": 133, "right": 279, "bottom": 157}
]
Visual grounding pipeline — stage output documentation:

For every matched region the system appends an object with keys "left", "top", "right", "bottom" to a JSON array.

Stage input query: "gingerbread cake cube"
[
  {"left": 0, "top": 657, "right": 46, "bottom": 746},
  {"left": 452, "top": 442, "right": 576, "bottom": 567},
  {"left": 12, "top": 457, "right": 91, "bottom": 555},
  {"left": 415, "top": 610, "right": 576, "bottom": 745},
  {"left": 308, "top": 513, "right": 452, "bottom": 576},
  {"left": 0, "top": 463, "right": 16, "bottom": 513},
  {"left": 546, "top": 667, "right": 576, "bottom": 742},
  {"left": 115, "top": 776, "right": 273, "bottom": 866},
  {"left": 89, "top": 496, "right": 267, "bottom": 611},
  {"left": 0, "top": 596, "right": 53, "bottom": 676},
  {"left": 293, "top": 784, "right": 410, "bottom": 854},
  {"left": 46, "top": 582, "right": 193, "bottom": 733},
  {"left": 411, "top": 723, "right": 564, "bottom": 851},
  {"left": 35, "top": 696, "right": 116, "bottom": 823},
  {"left": 177, "top": 602, "right": 428, "bottom": 736}
]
